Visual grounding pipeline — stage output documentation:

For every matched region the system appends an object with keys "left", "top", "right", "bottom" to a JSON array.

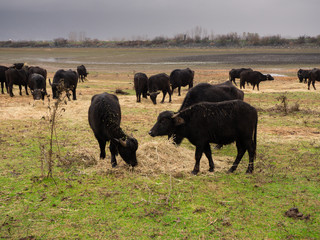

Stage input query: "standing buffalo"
[
  {"left": 297, "top": 69, "right": 311, "bottom": 83},
  {"left": 28, "top": 66, "right": 47, "bottom": 80},
  {"left": 5, "top": 66, "right": 29, "bottom": 97},
  {"left": 28, "top": 73, "right": 47, "bottom": 100},
  {"left": 49, "top": 69, "right": 78, "bottom": 100},
  {"left": 170, "top": 81, "right": 244, "bottom": 150},
  {"left": 179, "top": 81, "right": 244, "bottom": 111},
  {"left": 240, "top": 71, "right": 274, "bottom": 90},
  {"left": 229, "top": 68, "right": 253, "bottom": 85},
  {"left": 77, "top": 65, "right": 88, "bottom": 82},
  {"left": 88, "top": 92, "right": 138, "bottom": 167},
  {"left": 147, "top": 73, "right": 172, "bottom": 104},
  {"left": 308, "top": 68, "right": 320, "bottom": 90},
  {"left": 149, "top": 100, "right": 257, "bottom": 175},
  {"left": 0, "top": 65, "right": 9, "bottom": 94},
  {"left": 134, "top": 72, "right": 148, "bottom": 102},
  {"left": 170, "top": 68, "right": 194, "bottom": 96}
]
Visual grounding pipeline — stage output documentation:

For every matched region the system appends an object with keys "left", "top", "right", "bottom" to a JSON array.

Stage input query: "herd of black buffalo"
[{"left": 1, "top": 63, "right": 320, "bottom": 174}]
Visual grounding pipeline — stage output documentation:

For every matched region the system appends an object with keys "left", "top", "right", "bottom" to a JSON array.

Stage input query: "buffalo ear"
[{"left": 172, "top": 114, "right": 185, "bottom": 126}]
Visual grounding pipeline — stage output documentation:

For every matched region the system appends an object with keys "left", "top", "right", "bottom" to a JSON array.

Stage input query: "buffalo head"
[
  {"left": 115, "top": 136, "right": 138, "bottom": 167},
  {"left": 266, "top": 74, "right": 274, "bottom": 81},
  {"left": 148, "top": 92, "right": 160, "bottom": 105},
  {"left": 31, "top": 89, "right": 46, "bottom": 100},
  {"left": 149, "top": 110, "right": 185, "bottom": 144}
]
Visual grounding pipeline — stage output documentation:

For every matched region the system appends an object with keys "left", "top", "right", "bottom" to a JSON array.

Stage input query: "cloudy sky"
[{"left": 0, "top": 0, "right": 319, "bottom": 41}]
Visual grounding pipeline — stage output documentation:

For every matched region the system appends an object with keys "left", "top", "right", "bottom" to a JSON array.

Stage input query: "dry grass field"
[{"left": 0, "top": 48, "right": 319, "bottom": 239}]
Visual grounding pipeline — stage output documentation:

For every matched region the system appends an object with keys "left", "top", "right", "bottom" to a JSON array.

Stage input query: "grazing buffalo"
[
  {"left": 28, "top": 66, "right": 47, "bottom": 80},
  {"left": 88, "top": 92, "right": 138, "bottom": 167},
  {"left": 229, "top": 68, "right": 253, "bottom": 85},
  {"left": 28, "top": 73, "right": 47, "bottom": 100},
  {"left": 170, "top": 68, "right": 194, "bottom": 96},
  {"left": 308, "top": 68, "right": 320, "bottom": 90},
  {"left": 49, "top": 69, "right": 78, "bottom": 100},
  {"left": 149, "top": 100, "right": 257, "bottom": 175},
  {"left": 77, "top": 65, "right": 88, "bottom": 82},
  {"left": 179, "top": 81, "right": 244, "bottom": 111},
  {"left": 5, "top": 67, "right": 29, "bottom": 97},
  {"left": 147, "top": 73, "right": 172, "bottom": 104},
  {"left": 297, "top": 69, "right": 311, "bottom": 83},
  {"left": 134, "top": 72, "right": 148, "bottom": 102},
  {"left": 240, "top": 71, "right": 274, "bottom": 91},
  {"left": 0, "top": 65, "right": 9, "bottom": 94}
]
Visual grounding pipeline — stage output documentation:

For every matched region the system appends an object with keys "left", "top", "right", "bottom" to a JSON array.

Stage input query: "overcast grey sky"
[{"left": 0, "top": 0, "right": 319, "bottom": 41}]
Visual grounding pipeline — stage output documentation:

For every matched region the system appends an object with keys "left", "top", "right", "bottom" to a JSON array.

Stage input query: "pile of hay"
[{"left": 83, "top": 139, "right": 231, "bottom": 176}]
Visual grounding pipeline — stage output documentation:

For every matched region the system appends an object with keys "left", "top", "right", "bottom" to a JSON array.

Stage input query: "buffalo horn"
[{"left": 114, "top": 138, "right": 127, "bottom": 147}]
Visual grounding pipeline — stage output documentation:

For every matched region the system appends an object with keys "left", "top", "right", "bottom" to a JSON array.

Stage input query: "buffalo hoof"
[
  {"left": 209, "top": 168, "right": 214, "bottom": 172},
  {"left": 227, "top": 168, "right": 235, "bottom": 173},
  {"left": 191, "top": 170, "right": 199, "bottom": 175},
  {"left": 246, "top": 169, "right": 253, "bottom": 174},
  {"left": 112, "top": 162, "right": 117, "bottom": 168}
]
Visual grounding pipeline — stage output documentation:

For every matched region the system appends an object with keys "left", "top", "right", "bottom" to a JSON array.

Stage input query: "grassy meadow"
[{"left": 0, "top": 48, "right": 319, "bottom": 239}]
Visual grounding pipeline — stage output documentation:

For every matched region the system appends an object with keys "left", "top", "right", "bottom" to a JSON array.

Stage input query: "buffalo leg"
[
  {"left": 97, "top": 136, "right": 107, "bottom": 159},
  {"left": 204, "top": 143, "right": 214, "bottom": 172},
  {"left": 228, "top": 142, "right": 246, "bottom": 173},
  {"left": 312, "top": 80, "right": 316, "bottom": 90},
  {"left": 19, "top": 85, "right": 22, "bottom": 95},
  {"left": 192, "top": 146, "right": 204, "bottom": 175},
  {"left": 109, "top": 141, "right": 118, "bottom": 168},
  {"left": 307, "top": 79, "right": 312, "bottom": 90},
  {"left": 72, "top": 89, "right": 77, "bottom": 100},
  {"left": 25, "top": 84, "right": 29, "bottom": 95},
  {"left": 161, "top": 91, "right": 167, "bottom": 103},
  {"left": 246, "top": 141, "right": 255, "bottom": 174},
  {"left": 178, "top": 86, "right": 181, "bottom": 96},
  {"left": 9, "top": 84, "right": 14, "bottom": 97}
]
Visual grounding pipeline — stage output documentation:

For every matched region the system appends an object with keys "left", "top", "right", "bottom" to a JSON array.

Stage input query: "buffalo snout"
[{"left": 149, "top": 130, "right": 155, "bottom": 137}]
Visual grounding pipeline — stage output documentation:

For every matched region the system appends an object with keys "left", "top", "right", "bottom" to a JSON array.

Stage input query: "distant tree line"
[{"left": 1, "top": 32, "right": 320, "bottom": 48}]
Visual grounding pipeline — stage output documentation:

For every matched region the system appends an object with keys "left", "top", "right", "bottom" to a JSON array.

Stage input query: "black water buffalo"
[
  {"left": 240, "top": 71, "right": 274, "bottom": 90},
  {"left": 28, "top": 73, "right": 47, "bottom": 100},
  {"left": 77, "top": 65, "right": 88, "bottom": 82},
  {"left": 308, "top": 68, "right": 320, "bottom": 90},
  {"left": 5, "top": 67, "right": 29, "bottom": 97},
  {"left": 28, "top": 66, "right": 47, "bottom": 80},
  {"left": 170, "top": 68, "right": 194, "bottom": 96},
  {"left": 147, "top": 73, "right": 172, "bottom": 104},
  {"left": 88, "top": 92, "right": 138, "bottom": 167},
  {"left": 134, "top": 72, "right": 148, "bottom": 102},
  {"left": 229, "top": 68, "right": 253, "bottom": 85},
  {"left": 179, "top": 81, "right": 244, "bottom": 111},
  {"left": 149, "top": 100, "right": 257, "bottom": 175},
  {"left": 0, "top": 65, "right": 9, "bottom": 94},
  {"left": 297, "top": 69, "right": 311, "bottom": 83},
  {"left": 49, "top": 69, "right": 78, "bottom": 100},
  {"left": 12, "top": 63, "right": 25, "bottom": 69}
]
